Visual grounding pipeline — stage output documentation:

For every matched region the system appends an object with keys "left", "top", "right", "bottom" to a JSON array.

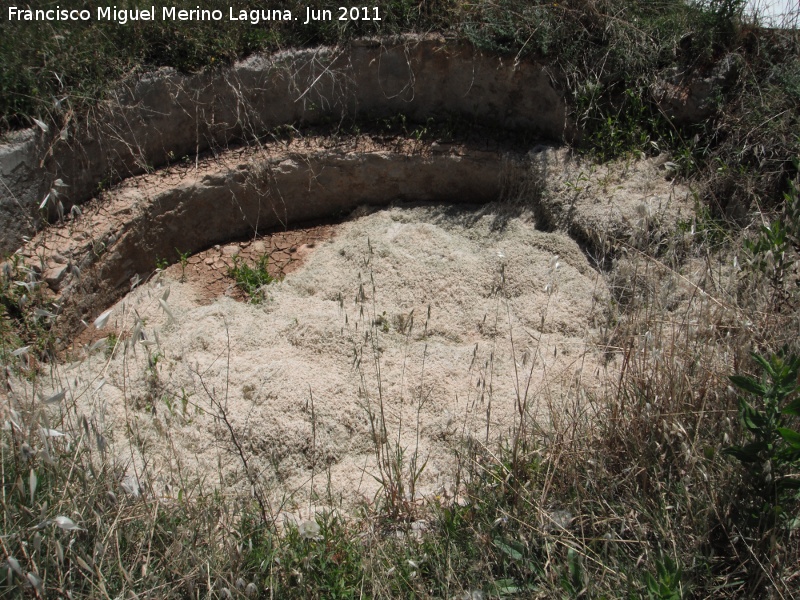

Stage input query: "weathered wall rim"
[
  {"left": 16, "top": 134, "right": 692, "bottom": 342},
  {"left": 0, "top": 35, "right": 570, "bottom": 254},
  {"left": 22, "top": 138, "right": 532, "bottom": 336}
]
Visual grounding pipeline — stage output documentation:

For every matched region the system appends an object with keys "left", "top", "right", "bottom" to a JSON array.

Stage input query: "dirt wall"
[{"left": 0, "top": 36, "right": 569, "bottom": 254}]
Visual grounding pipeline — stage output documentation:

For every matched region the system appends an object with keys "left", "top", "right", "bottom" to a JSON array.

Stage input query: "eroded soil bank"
[{"left": 0, "top": 36, "right": 569, "bottom": 253}]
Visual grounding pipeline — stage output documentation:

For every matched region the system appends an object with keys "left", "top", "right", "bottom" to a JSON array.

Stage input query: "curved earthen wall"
[{"left": 0, "top": 36, "right": 569, "bottom": 253}]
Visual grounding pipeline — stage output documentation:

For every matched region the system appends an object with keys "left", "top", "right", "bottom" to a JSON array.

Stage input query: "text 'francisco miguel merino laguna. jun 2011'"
[{"left": 6, "top": 5, "right": 384, "bottom": 25}]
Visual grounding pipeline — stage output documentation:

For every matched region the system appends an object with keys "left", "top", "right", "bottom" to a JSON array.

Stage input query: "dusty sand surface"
[
  {"left": 63, "top": 202, "right": 610, "bottom": 512},
  {"left": 19, "top": 149, "right": 689, "bottom": 517}
]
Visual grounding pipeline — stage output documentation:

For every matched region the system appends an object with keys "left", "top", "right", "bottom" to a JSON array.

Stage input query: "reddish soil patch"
[
  {"left": 67, "top": 224, "right": 335, "bottom": 355},
  {"left": 162, "top": 224, "right": 336, "bottom": 303}
]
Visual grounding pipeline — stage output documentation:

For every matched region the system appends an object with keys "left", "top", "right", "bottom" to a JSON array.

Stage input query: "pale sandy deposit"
[{"left": 60, "top": 202, "right": 610, "bottom": 512}]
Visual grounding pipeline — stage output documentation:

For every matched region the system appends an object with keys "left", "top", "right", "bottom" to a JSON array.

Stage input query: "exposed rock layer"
[
  {"left": 18, "top": 137, "right": 690, "bottom": 341},
  {"left": 24, "top": 138, "right": 530, "bottom": 335}
]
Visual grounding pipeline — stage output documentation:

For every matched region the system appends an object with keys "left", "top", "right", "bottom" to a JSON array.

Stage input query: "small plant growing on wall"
[{"left": 176, "top": 248, "right": 191, "bottom": 282}]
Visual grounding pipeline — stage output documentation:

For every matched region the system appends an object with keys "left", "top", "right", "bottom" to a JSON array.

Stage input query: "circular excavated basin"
[{"left": 15, "top": 133, "right": 691, "bottom": 510}]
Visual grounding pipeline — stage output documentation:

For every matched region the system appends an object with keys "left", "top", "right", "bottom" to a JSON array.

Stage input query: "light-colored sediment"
[
  {"left": 17, "top": 146, "right": 692, "bottom": 512},
  {"left": 64, "top": 203, "right": 609, "bottom": 510},
  {"left": 3, "top": 95, "right": 695, "bottom": 514}
]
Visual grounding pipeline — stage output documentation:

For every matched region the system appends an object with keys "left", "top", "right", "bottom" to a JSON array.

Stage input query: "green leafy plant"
[
  {"left": 691, "top": 0, "right": 746, "bottom": 59},
  {"left": 560, "top": 547, "right": 585, "bottom": 597},
  {"left": 724, "top": 351, "right": 800, "bottom": 507},
  {"left": 229, "top": 254, "right": 274, "bottom": 302},
  {"left": 576, "top": 86, "right": 662, "bottom": 161},
  {"left": 744, "top": 177, "right": 800, "bottom": 300},
  {"left": 643, "top": 556, "right": 684, "bottom": 600},
  {"left": 105, "top": 332, "right": 118, "bottom": 358},
  {"left": 745, "top": 220, "right": 794, "bottom": 291},
  {"left": 176, "top": 248, "right": 191, "bottom": 281},
  {"left": 162, "top": 389, "right": 196, "bottom": 424}
]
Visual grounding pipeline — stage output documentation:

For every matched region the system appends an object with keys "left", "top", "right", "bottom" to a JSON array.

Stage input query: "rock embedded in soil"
[{"left": 43, "top": 265, "right": 68, "bottom": 290}]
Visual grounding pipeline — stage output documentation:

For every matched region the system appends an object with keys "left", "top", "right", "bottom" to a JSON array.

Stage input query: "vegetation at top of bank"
[{"left": 2, "top": 1, "right": 799, "bottom": 214}]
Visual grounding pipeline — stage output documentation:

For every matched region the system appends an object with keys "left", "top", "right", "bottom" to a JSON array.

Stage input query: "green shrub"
[
  {"left": 725, "top": 351, "right": 800, "bottom": 517},
  {"left": 743, "top": 175, "right": 800, "bottom": 303},
  {"left": 229, "top": 254, "right": 274, "bottom": 302}
]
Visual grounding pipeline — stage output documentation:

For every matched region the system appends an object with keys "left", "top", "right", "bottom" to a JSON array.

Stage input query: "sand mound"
[{"left": 67, "top": 203, "right": 609, "bottom": 510}]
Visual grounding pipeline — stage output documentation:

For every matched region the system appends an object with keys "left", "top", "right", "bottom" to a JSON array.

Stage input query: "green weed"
[
  {"left": 725, "top": 351, "right": 800, "bottom": 515},
  {"left": 745, "top": 176, "right": 800, "bottom": 282},
  {"left": 229, "top": 254, "right": 274, "bottom": 302},
  {"left": 644, "top": 556, "right": 685, "bottom": 600}
]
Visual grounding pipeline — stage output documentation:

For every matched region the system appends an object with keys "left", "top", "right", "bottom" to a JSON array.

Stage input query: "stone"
[{"left": 44, "top": 265, "right": 68, "bottom": 290}]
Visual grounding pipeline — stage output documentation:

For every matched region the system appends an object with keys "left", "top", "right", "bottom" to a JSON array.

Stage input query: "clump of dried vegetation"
[{"left": 2, "top": 1, "right": 800, "bottom": 598}]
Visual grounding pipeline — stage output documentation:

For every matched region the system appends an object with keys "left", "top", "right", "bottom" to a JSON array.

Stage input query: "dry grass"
[
  {"left": 2, "top": 154, "right": 799, "bottom": 598},
  {"left": 1, "top": 3, "right": 800, "bottom": 597}
]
